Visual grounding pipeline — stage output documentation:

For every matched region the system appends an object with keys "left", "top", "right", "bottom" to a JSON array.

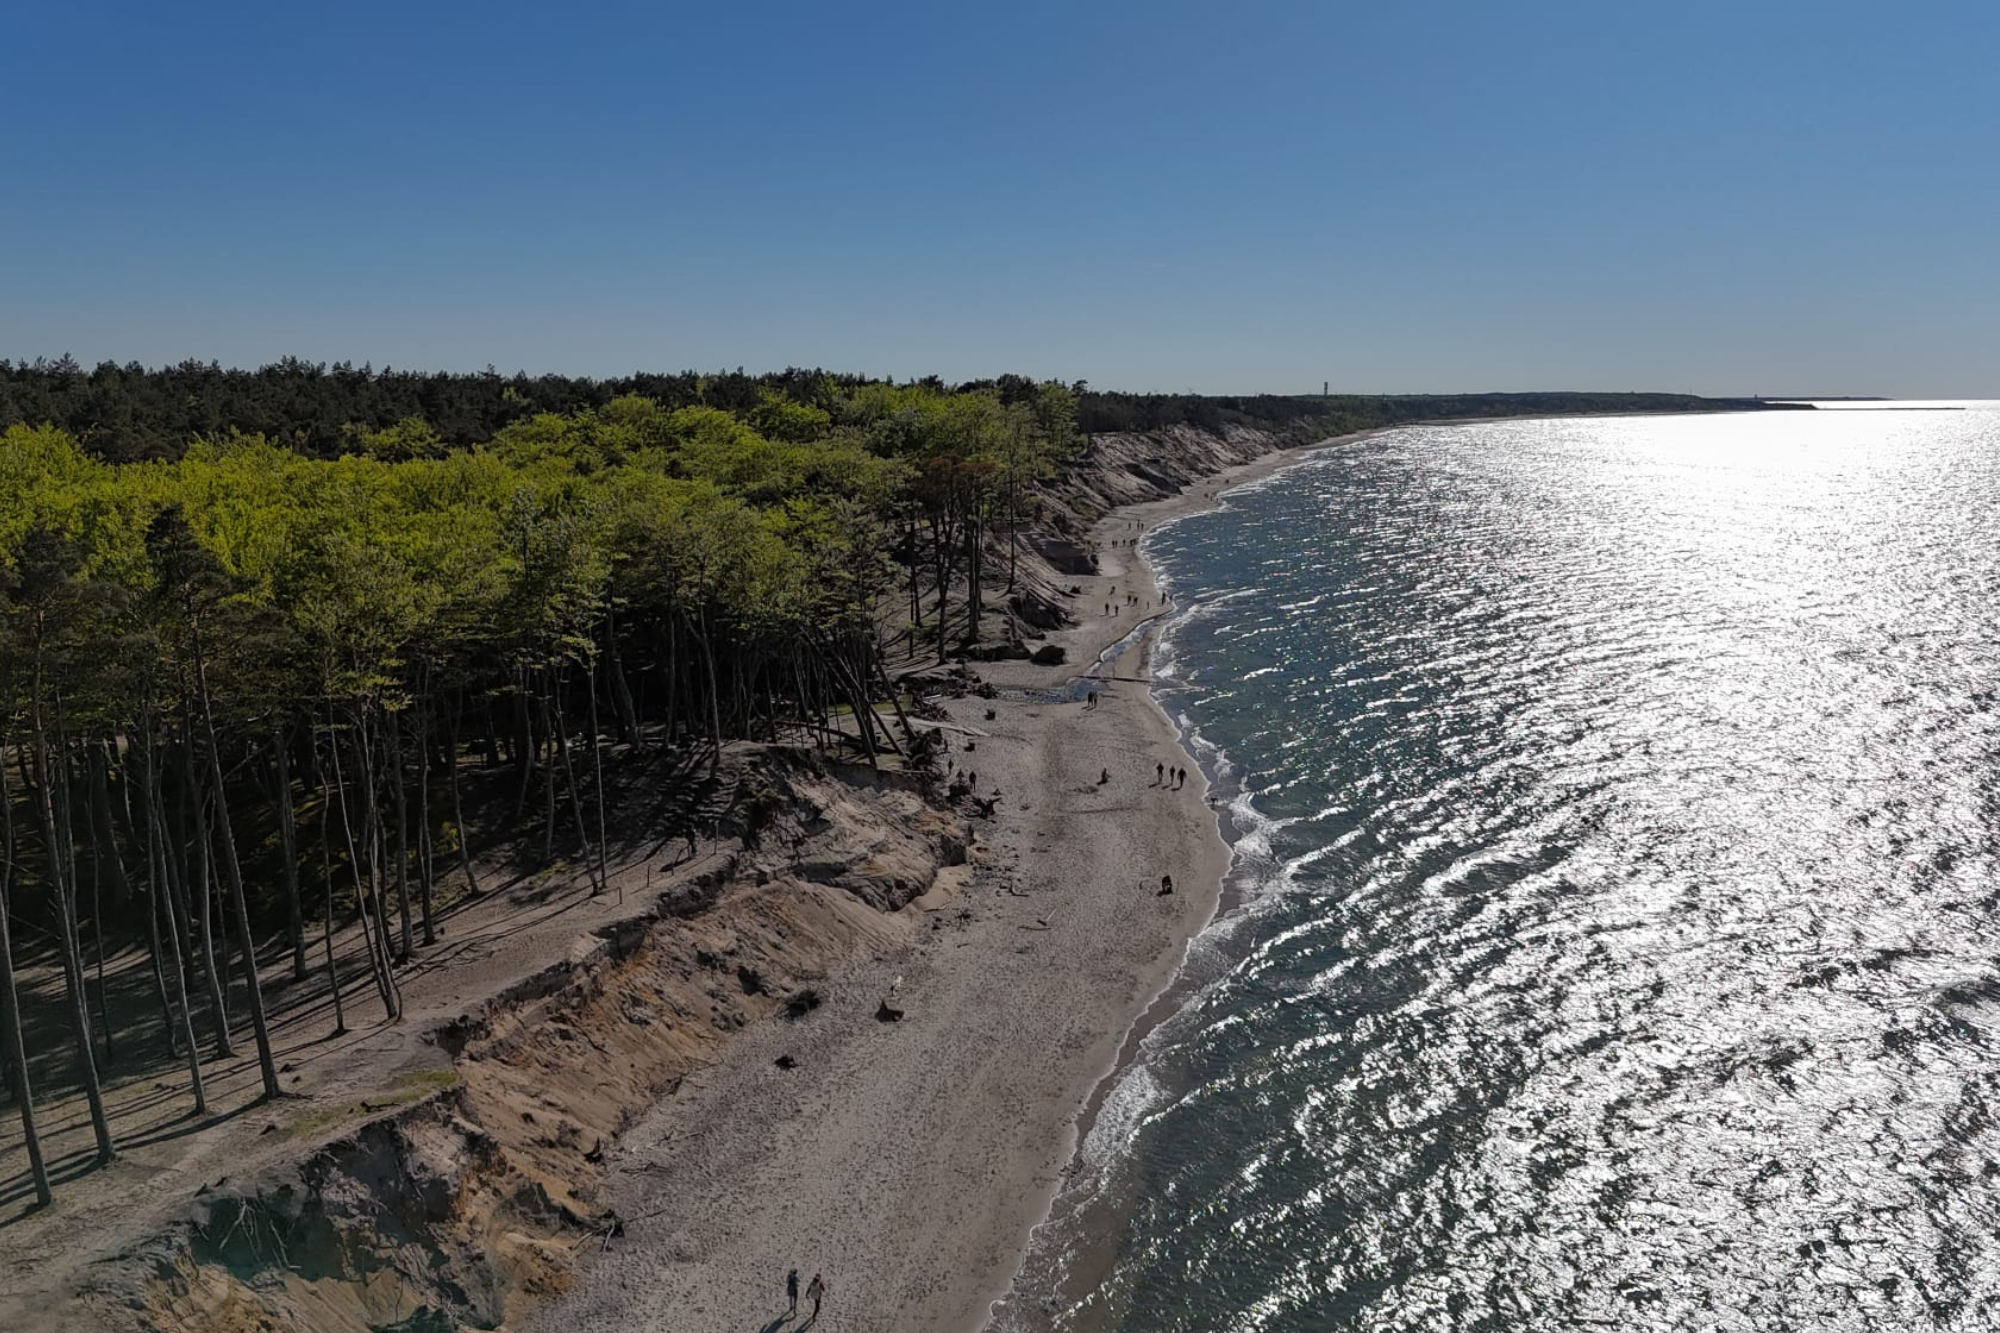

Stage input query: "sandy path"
[{"left": 533, "top": 438, "right": 1348, "bottom": 1333}]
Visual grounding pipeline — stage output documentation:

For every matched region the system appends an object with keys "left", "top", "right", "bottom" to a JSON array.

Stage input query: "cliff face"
[
  {"left": 1053, "top": 423, "right": 1311, "bottom": 521},
  {"left": 1005, "top": 422, "right": 1318, "bottom": 630},
  {"left": 98, "top": 757, "right": 968, "bottom": 1333}
]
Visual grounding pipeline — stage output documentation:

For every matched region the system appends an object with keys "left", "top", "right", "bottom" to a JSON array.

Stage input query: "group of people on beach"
[
  {"left": 784, "top": 1268, "right": 826, "bottom": 1325},
  {"left": 1103, "top": 584, "right": 1154, "bottom": 616},
  {"left": 1154, "top": 761, "right": 1188, "bottom": 790}
]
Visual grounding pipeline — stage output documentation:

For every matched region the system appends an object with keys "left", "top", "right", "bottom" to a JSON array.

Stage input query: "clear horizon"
[{"left": 5, "top": 0, "right": 1996, "bottom": 398}]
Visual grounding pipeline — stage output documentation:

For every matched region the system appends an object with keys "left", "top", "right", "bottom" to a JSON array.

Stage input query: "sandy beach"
[{"left": 529, "top": 439, "right": 1338, "bottom": 1333}]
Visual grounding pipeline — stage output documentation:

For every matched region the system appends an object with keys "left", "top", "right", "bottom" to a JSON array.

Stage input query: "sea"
[{"left": 995, "top": 404, "right": 2000, "bottom": 1332}]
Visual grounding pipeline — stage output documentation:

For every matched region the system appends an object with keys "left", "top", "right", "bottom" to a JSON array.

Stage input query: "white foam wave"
[{"left": 1076, "top": 1060, "right": 1171, "bottom": 1171}]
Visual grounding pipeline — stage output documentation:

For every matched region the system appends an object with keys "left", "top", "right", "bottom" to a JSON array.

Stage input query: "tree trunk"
[
  {"left": 932, "top": 516, "right": 955, "bottom": 666},
  {"left": 605, "top": 610, "right": 642, "bottom": 747},
  {"left": 907, "top": 520, "right": 922, "bottom": 630},
  {"left": 185, "top": 740, "right": 233, "bottom": 1057},
  {"left": 140, "top": 821, "right": 178, "bottom": 1056},
  {"left": 388, "top": 715, "right": 413, "bottom": 958},
  {"left": 825, "top": 646, "right": 881, "bottom": 771},
  {"left": 154, "top": 739, "right": 210, "bottom": 1073},
  {"left": 316, "top": 728, "right": 348, "bottom": 1038},
  {"left": 513, "top": 681, "right": 536, "bottom": 818},
  {"left": 964, "top": 511, "right": 984, "bottom": 645},
  {"left": 332, "top": 708, "right": 399, "bottom": 1020},
  {"left": 0, "top": 734, "right": 55, "bottom": 1207},
  {"left": 272, "top": 719, "right": 309, "bottom": 981},
  {"left": 699, "top": 612, "right": 723, "bottom": 779},
  {"left": 190, "top": 634, "right": 281, "bottom": 1103},
  {"left": 549, "top": 680, "right": 596, "bottom": 892},
  {"left": 588, "top": 643, "right": 613, "bottom": 900},
  {"left": 414, "top": 693, "right": 436, "bottom": 946},
  {"left": 86, "top": 742, "right": 134, "bottom": 912},
  {"left": 539, "top": 683, "right": 558, "bottom": 865},
  {"left": 31, "top": 732, "right": 116, "bottom": 1164},
  {"left": 1008, "top": 481, "right": 1021, "bottom": 589},
  {"left": 86, "top": 771, "right": 114, "bottom": 1065},
  {"left": 663, "top": 617, "right": 681, "bottom": 750},
  {"left": 142, "top": 724, "right": 207, "bottom": 1114},
  {"left": 873, "top": 641, "right": 920, "bottom": 750},
  {"left": 447, "top": 696, "right": 479, "bottom": 898},
  {"left": 356, "top": 708, "right": 401, "bottom": 989}
]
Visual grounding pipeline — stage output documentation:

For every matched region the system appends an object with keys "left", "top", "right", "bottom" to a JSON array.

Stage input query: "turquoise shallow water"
[{"left": 998, "top": 405, "right": 2000, "bottom": 1333}]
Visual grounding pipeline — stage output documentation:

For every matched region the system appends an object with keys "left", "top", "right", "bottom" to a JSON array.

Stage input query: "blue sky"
[{"left": 4, "top": 1, "right": 1996, "bottom": 395}]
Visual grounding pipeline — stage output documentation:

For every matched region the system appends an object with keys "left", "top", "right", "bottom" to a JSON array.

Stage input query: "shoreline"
[
  {"left": 526, "top": 431, "right": 1368, "bottom": 1333},
  {"left": 975, "top": 431, "right": 1369, "bottom": 1331},
  {"left": 980, "top": 405, "right": 1788, "bottom": 1326}
]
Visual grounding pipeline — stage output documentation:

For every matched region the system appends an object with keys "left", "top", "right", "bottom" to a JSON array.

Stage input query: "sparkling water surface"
[{"left": 1001, "top": 406, "right": 2000, "bottom": 1332}]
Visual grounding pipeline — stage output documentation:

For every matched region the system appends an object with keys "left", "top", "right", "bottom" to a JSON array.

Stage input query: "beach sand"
[{"left": 530, "top": 441, "right": 1333, "bottom": 1333}]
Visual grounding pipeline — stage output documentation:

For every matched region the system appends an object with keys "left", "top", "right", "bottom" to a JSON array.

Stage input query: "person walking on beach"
[
  {"left": 1154, "top": 761, "right": 1164, "bottom": 786},
  {"left": 1160, "top": 874, "right": 1174, "bottom": 895},
  {"left": 806, "top": 1273, "right": 826, "bottom": 1322},
  {"left": 786, "top": 1267, "right": 800, "bottom": 1317}
]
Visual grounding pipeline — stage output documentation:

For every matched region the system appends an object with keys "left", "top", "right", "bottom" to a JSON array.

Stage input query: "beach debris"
[
  {"left": 985, "top": 708, "right": 997, "bottom": 720},
  {"left": 775, "top": 1053, "right": 798, "bottom": 1070},
  {"left": 568, "top": 1212, "right": 627, "bottom": 1254},
  {"left": 785, "top": 988, "right": 823, "bottom": 1019}
]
